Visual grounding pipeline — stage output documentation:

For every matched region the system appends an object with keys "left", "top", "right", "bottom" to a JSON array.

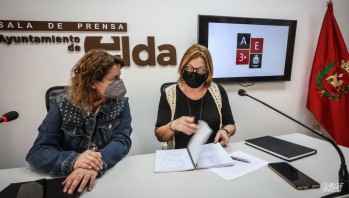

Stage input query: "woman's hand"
[
  {"left": 214, "top": 130, "right": 230, "bottom": 146},
  {"left": 62, "top": 168, "right": 98, "bottom": 194},
  {"left": 73, "top": 150, "right": 103, "bottom": 171},
  {"left": 171, "top": 116, "right": 198, "bottom": 135}
]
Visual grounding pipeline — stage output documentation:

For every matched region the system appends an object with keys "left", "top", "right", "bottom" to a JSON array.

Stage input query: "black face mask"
[{"left": 182, "top": 71, "right": 207, "bottom": 88}]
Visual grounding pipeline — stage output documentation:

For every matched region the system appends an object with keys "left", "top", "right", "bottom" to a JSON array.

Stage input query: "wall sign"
[{"left": 0, "top": 20, "right": 177, "bottom": 66}]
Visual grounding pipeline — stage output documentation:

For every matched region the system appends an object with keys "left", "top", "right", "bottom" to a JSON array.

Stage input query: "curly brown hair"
[
  {"left": 177, "top": 44, "right": 214, "bottom": 88},
  {"left": 67, "top": 49, "right": 124, "bottom": 112}
]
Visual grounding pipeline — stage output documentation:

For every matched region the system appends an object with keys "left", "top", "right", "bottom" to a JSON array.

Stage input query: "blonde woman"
[{"left": 155, "top": 44, "right": 236, "bottom": 149}]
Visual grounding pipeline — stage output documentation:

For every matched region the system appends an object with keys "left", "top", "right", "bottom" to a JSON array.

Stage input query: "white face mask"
[{"left": 98, "top": 79, "right": 127, "bottom": 99}]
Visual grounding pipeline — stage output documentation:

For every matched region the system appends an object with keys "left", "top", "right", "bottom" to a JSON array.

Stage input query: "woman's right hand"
[
  {"left": 171, "top": 116, "right": 198, "bottom": 135},
  {"left": 73, "top": 150, "right": 103, "bottom": 172}
]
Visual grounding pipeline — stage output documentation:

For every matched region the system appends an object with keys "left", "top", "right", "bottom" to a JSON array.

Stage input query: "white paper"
[
  {"left": 210, "top": 151, "right": 268, "bottom": 181},
  {"left": 154, "top": 149, "right": 194, "bottom": 173},
  {"left": 196, "top": 143, "right": 235, "bottom": 169},
  {"left": 187, "top": 120, "right": 212, "bottom": 165}
]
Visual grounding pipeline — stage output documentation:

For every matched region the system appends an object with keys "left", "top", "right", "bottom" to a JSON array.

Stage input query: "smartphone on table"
[{"left": 268, "top": 162, "right": 320, "bottom": 190}]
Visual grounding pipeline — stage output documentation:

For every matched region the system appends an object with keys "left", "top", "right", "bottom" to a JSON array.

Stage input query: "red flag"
[{"left": 307, "top": 1, "right": 349, "bottom": 147}]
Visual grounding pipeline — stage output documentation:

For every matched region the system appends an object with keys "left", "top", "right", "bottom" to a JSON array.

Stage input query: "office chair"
[
  {"left": 45, "top": 86, "right": 66, "bottom": 112},
  {"left": 160, "top": 82, "right": 176, "bottom": 93}
]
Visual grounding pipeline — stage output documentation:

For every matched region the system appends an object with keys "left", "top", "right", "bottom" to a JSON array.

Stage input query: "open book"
[{"left": 154, "top": 120, "right": 234, "bottom": 173}]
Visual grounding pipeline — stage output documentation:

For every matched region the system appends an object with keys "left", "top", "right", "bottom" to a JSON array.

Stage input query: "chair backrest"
[
  {"left": 160, "top": 82, "right": 177, "bottom": 93},
  {"left": 45, "top": 86, "right": 66, "bottom": 112}
]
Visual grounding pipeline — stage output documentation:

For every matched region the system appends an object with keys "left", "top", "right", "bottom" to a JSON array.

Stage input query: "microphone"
[
  {"left": 0, "top": 111, "right": 19, "bottom": 123},
  {"left": 238, "top": 89, "right": 348, "bottom": 197}
]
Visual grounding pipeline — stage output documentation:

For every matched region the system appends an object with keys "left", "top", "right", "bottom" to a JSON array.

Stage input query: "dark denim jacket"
[{"left": 26, "top": 94, "right": 132, "bottom": 176}]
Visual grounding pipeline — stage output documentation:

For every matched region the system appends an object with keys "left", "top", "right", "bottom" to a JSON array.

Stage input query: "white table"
[{"left": 1, "top": 133, "right": 348, "bottom": 198}]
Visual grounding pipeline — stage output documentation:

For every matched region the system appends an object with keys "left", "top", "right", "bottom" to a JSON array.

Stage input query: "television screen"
[{"left": 198, "top": 15, "right": 297, "bottom": 83}]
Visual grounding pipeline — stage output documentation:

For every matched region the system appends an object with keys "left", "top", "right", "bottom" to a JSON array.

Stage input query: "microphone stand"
[{"left": 239, "top": 90, "right": 348, "bottom": 197}]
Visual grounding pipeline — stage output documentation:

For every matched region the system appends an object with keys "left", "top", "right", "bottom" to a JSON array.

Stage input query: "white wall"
[{"left": 0, "top": 0, "right": 348, "bottom": 169}]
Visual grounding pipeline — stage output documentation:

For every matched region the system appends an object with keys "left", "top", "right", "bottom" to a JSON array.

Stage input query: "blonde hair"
[
  {"left": 67, "top": 49, "right": 124, "bottom": 112},
  {"left": 177, "top": 44, "right": 214, "bottom": 88}
]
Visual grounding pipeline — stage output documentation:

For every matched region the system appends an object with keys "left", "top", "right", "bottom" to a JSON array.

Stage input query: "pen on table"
[{"left": 231, "top": 156, "right": 250, "bottom": 163}]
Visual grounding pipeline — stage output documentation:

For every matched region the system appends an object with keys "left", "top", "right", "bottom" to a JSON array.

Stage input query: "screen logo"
[{"left": 236, "top": 33, "right": 264, "bottom": 68}]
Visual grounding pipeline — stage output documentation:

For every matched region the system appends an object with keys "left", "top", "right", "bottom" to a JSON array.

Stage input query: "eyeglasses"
[{"left": 184, "top": 66, "right": 207, "bottom": 74}]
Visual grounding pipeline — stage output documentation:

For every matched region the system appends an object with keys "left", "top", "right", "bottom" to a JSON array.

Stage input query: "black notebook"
[
  {"left": 245, "top": 135, "right": 317, "bottom": 161},
  {"left": 0, "top": 177, "right": 80, "bottom": 198}
]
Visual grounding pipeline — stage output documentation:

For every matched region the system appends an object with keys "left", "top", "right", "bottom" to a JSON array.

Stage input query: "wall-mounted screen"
[{"left": 198, "top": 15, "right": 297, "bottom": 83}]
